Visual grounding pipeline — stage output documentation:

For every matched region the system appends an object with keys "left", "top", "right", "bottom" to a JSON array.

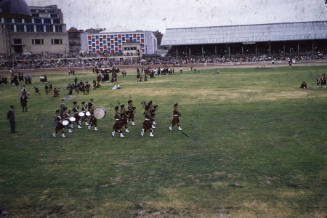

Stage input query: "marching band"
[{"left": 52, "top": 99, "right": 182, "bottom": 138}]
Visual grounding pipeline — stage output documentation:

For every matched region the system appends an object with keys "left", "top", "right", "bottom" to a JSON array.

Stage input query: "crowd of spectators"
[{"left": 0, "top": 52, "right": 325, "bottom": 70}]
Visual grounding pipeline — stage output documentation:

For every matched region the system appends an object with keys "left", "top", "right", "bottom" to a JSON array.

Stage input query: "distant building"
[
  {"left": 68, "top": 27, "right": 83, "bottom": 54},
  {"left": 0, "top": 4, "right": 69, "bottom": 55},
  {"left": 162, "top": 21, "right": 327, "bottom": 57},
  {"left": 80, "top": 31, "right": 158, "bottom": 55}
]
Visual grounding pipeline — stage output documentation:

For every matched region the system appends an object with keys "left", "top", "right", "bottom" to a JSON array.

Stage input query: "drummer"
[
  {"left": 81, "top": 101, "right": 89, "bottom": 126},
  {"left": 88, "top": 106, "right": 98, "bottom": 131},
  {"left": 62, "top": 107, "right": 73, "bottom": 134},
  {"left": 53, "top": 109, "right": 66, "bottom": 138},
  {"left": 72, "top": 101, "right": 81, "bottom": 129}
]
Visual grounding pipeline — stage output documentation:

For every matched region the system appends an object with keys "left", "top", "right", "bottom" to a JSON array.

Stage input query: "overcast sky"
[{"left": 26, "top": 0, "right": 327, "bottom": 32}]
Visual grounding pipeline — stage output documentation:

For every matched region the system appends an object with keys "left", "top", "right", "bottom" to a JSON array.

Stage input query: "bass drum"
[
  {"left": 62, "top": 120, "right": 69, "bottom": 126},
  {"left": 86, "top": 111, "right": 91, "bottom": 117},
  {"left": 78, "top": 112, "right": 85, "bottom": 117},
  {"left": 94, "top": 107, "right": 106, "bottom": 120},
  {"left": 69, "top": 117, "right": 76, "bottom": 122}
]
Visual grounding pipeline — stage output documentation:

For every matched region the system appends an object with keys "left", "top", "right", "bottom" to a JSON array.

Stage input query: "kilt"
[
  {"left": 143, "top": 119, "right": 152, "bottom": 130},
  {"left": 113, "top": 120, "right": 122, "bottom": 130},
  {"left": 55, "top": 123, "right": 64, "bottom": 132},
  {"left": 128, "top": 112, "right": 134, "bottom": 120},
  {"left": 121, "top": 117, "right": 128, "bottom": 126},
  {"left": 172, "top": 117, "right": 180, "bottom": 126}
]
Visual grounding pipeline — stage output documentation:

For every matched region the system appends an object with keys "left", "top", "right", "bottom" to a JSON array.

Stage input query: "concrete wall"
[
  {"left": 0, "top": 25, "right": 9, "bottom": 54},
  {"left": 9, "top": 32, "right": 69, "bottom": 54}
]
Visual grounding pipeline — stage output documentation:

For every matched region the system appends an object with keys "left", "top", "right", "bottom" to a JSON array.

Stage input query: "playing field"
[{"left": 0, "top": 66, "right": 327, "bottom": 217}]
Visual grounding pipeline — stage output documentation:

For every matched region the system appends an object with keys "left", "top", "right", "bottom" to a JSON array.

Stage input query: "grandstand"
[{"left": 161, "top": 21, "right": 327, "bottom": 58}]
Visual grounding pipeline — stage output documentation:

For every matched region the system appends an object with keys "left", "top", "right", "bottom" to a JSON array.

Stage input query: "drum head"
[
  {"left": 62, "top": 120, "right": 69, "bottom": 126},
  {"left": 94, "top": 107, "right": 106, "bottom": 120},
  {"left": 86, "top": 111, "right": 91, "bottom": 117},
  {"left": 78, "top": 112, "right": 85, "bottom": 117},
  {"left": 69, "top": 117, "right": 76, "bottom": 122}
]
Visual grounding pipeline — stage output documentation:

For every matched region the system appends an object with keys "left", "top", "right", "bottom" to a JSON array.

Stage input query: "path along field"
[{"left": 0, "top": 66, "right": 327, "bottom": 217}]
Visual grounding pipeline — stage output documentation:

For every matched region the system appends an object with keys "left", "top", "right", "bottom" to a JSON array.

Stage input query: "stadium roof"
[{"left": 161, "top": 21, "right": 327, "bottom": 46}]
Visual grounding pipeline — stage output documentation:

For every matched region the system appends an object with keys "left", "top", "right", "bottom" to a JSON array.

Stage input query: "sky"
[{"left": 25, "top": 0, "right": 327, "bottom": 32}]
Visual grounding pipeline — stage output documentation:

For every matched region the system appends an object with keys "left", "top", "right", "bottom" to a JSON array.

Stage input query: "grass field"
[{"left": 0, "top": 66, "right": 327, "bottom": 217}]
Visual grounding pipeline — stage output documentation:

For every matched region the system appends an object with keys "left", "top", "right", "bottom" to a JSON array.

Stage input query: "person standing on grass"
[
  {"left": 20, "top": 94, "right": 28, "bottom": 112},
  {"left": 7, "top": 105, "right": 15, "bottom": 133}
]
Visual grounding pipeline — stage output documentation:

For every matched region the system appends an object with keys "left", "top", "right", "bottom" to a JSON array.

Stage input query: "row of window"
[
  {"left": 5, "top": 24, "right": 63, "bottom": 33},
  {"left": 2, "top": 18, "right": 61, "bottom": 24},
  {"left": 31, "top": 39, "right": 63, "bottom": 45}
]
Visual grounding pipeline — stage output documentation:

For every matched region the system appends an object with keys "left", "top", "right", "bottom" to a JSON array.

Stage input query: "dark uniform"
[
  {"left": 7, "top": 107, "right": 15, "bottom": 133},
  {"left": 20, "top": 95, "right": 28, "bottom": 112}
]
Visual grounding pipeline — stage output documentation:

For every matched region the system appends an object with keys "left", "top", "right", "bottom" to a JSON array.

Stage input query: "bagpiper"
[
  {"left": 53, "top": 109, "right": 66, "bottom": 138},
  {"left": 141, "top": 105, "right": 154, "bottom": 137},
  {"left": 112, "top": 106, "right": 125, "bottom": 138},
  {"left": 169, "top": 103, "right": 182, "bottom": 131},
  {"left": 72, "top": 101, "right": 82, "bottom": 129},
  {"left": 120, "top": 104, "right": 130, "bottom": 133},
  {"left": 127, "top": 100, "right": 136, "bottom": 126}
]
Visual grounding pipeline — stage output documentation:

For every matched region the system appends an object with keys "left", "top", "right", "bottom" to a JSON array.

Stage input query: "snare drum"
[
  {"left": 94, "top": 107, "right": 106, "bottom": 120},
  {"left": 69, "top": 117, "right": 76, "bottom": 122},
  {"left": 78, "top": 112, "right": 85, "bottom": 117},
  {"left": 62, "top": 120, "right": 69, "bottom": 126},
  {"left": 86, "top": 111, "right": 91, "bottom": 117}
]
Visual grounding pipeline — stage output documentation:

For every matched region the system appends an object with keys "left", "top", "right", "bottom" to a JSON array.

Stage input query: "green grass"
[{"left": 0, "top": 66, "right": 327, "bottom": 217}]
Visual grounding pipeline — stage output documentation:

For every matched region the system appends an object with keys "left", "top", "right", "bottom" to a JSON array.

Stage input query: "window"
[
  {"left": 26, "top": 24, "right": 34, "bottom": 32},
  {"left": 34, "top": 18, "right": 42, "bottom": 23},
  {"left": 7, "top": 24, "right": 14, "bottom": 32},
  {"left": 36, "top": 25, "right": 44, "bottom": 32},
  {"left": 13, "top": 39, "right": 22, "bottom": 44},
  {"left": 51, "top": 39, "right": 62, "bottom": 45},
  {"left": 53, "top": 19, "right": 60, "bottom": 24},
  {"left": 46, "top": 25, "right": 53, "bottom": 32},
  {"left": 5, "top": 18, "right": 12, "bottom": 23},
  {"left": 55, "top": 25, "right": 62, "bottom": 32},
  {"left": 32, "top": 39, "right": 44, "bottom": 45},
  {"left": 44, "top": 18, "right": 51, "bottom": 24},
  {"left": 16, "top": 24, "right": 25, "bottom": 32},
  {"left": 14, "top": 18, "right": 22, "bottom": 23},
  {"left": 24, "top": 17, "right": 32, "bottom": 23}
]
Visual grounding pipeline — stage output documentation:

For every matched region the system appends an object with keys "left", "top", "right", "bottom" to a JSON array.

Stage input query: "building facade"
[
  {"left": 161, "top": 21, "right": 327, "bottom": 57},
  {"left": 80, "top": 31, "right": 158, "bottom": 55},
  {"left": 68, "top": 27, "right": 82, "bottom": 54},
  {"left": 0, "top": 5, "right": 69, "bottom": 55}
]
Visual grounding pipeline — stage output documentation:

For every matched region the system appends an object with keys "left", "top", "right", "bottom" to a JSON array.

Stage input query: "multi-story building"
[
  {"left": 80, "top": 31, "right": 158, "bottom": 55},
  {"left": 68, "top": 27, "right": 83, "bottom": 55},
  {"left": 0, "top": 4, "right": 69, "bottom": 55}
]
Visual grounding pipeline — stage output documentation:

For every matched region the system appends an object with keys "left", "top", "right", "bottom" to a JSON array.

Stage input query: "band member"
[
  {"left": 127, "top": 100, "right": 136, "bottom": 126},
  {"left": 20, "top": 94, "right": 28, "bottom": 112},
  {"left": 62, "top": 107, "right": 73, "bottom": 133},
  {"left": 88, "top": 99, "right": 94, "bottom": 111},
  {"left": 120, "top": 104, "right": 129, "bottom": 133},
  {"left": 45, "top": 83, "right": 49, "bottom": 95},
  {"left": 34, "top": 87, "right": 40, "bottom": 95},
  {"left": 112, "top": 106, "right": 125, "bottom": 138},
  {"left": 147, "top": 101, "right": 158, "bottom": 129},
  {"left": 169, "top": 103, "right": 182, "bottom": 131},
  {"left": 53, "top": 87, "right": 60, "bottom": 97},
  {"left": 85, "top": 82, "right": 90, "bottom": 95},
  {"left": 7, "top": 105, "right": 15, "bottom": 133},
  {"left": 53, "top": 109, "right": 66, "bottom": 138},
  {"left": 72, "top": 101, "right": 82, "bottom": 129},
  {"left": 81, "top": 101, "right": 89, "bottom": 126},
  {"left": 59, "top": 99, "right": 65, "bottom": 115},
  {"left": 141, "top": 105, "right": 154, "bottom": 137},
  {"left": 88, "top": 106, "right": 98, "bottom": 131}
]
